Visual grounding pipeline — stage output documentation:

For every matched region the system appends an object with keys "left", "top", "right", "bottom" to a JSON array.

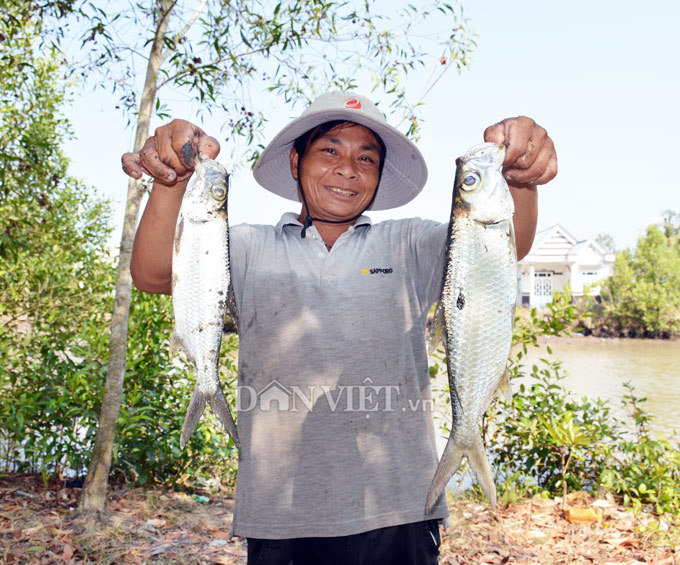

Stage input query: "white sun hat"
[{"left": 253, "top": 91, "right": 428, "bottom": 211}]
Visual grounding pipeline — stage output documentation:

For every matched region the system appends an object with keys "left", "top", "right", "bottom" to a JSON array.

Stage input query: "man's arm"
[
  {"left": 121, "top": 119, "right": 220, "bottom": 294},
  {"left": 130, "top": 180, "right": 187, "bottom": 294},
  {"left": 509, "top": 182, "right": 537, "bottom": 260},
  {"left": 483, "top": 116, "right": 557, "bottom": 260}
]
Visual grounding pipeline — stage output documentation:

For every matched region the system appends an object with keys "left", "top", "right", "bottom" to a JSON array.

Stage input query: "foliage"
[
  {"left": 0, "top": 178, "right": 113, "bottom": 482},
  {"left": 595, "top": 232, "right": 616, "bottom": 253},
  {"left": 0, "top": 258, "right": 239, "bottom": 487},
  {"left": 0, "top": 2, "right": 72, "bottom": 207},
  {"left": 511, "top": 287, "right": 581, "bottom": 349},
  {"left": 485, "top": 293, "right": 616, "bottom": 501},
  {"left": 600, "top": 220, "right": 680, "bottom": 337},
  {"left": 53, "top": 0, "right": 476, "bottom": 157},
  {"left": 487, "top": 355, "right": 618, "bottom": 500},
  {"left": 0, "top": 7, "right": 237, "bottom": 488},
  {"left": 661, "top": 210, "right": 680, "bottom": 240},
  {"left": 0, "top": 1, "right": 114, "bottom": 482},
  {"left": 599, "top": 383, "right": 680, "bottom": 515}
]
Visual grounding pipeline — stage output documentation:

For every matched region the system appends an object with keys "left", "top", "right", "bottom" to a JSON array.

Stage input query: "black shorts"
[{"left": 246, "top": 519, "right": 441, "bottom": 565}]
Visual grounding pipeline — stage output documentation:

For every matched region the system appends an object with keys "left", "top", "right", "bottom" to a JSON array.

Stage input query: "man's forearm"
[
  {"left": 130, "top": 180, "right": 188, "bottom": 294},
  {"left": 509, "top": 183, "right": 538, "bottom": 261}
]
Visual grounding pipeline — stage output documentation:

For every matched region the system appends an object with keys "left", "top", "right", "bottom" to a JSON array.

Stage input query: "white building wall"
[
  {"left": 516, "top": 225, "right": 615, "bottom": 307},
  {"left": 572, "top": 264, "right": 612, "bottom": 296}
]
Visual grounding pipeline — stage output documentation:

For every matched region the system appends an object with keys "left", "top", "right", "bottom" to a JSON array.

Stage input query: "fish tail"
[
  {"left": 466, "top": 434, "right": 497, "bottom": 510},
  {"left": 425, "top": 433, "right": 463, "bottom": 514},
  {"left": 180, "top": 385, "right": 207, "bottom": 449},
  {"left": 209, "top": 386, "right": 241, "bottom": 451},
  {"left": 425, "top": 433, "right": 497, "bottom": 513}
]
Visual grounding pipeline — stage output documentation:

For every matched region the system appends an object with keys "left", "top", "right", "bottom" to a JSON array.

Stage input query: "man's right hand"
[
  {"left": 121, "top": 119, "right": 221, "bottom": 187},
  {"left": 127, "top": 120, "right": 219, "bottom": 294}
]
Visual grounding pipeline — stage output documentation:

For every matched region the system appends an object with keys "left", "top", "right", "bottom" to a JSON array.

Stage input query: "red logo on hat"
[{"left": 345, "top": 98, "right": 362, "bottom": 109}]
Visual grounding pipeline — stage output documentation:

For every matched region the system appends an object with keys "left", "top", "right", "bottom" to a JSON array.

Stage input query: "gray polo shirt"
[{"left": 229, "top": 212, "right": 449, "bottom": 539}]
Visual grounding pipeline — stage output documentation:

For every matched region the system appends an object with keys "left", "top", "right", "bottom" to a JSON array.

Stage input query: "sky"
[{"left": 63, "top": 0, "right": 680, "bottom": 252}]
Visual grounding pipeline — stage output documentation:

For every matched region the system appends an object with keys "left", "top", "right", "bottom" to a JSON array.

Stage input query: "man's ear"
[{"left": 289, "top": 147, "right": 299, "bottom": 181}]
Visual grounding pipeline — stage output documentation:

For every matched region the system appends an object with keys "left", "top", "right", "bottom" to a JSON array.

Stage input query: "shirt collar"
[{"left": 275, "top": 212, "right": 372, "bottom": 234}]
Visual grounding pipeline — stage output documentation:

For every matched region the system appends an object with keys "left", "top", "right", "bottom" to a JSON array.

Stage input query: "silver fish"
[
  {"left": 425, "top": 142, "right": 516, "bottom": 512},
  {"left": 172, "top": 157, "right": 240, "bottom": 450}
]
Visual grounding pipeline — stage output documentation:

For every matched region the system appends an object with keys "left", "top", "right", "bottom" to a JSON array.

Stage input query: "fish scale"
[
  {"left": 425, "top": 142, "right": 516, "bottom": 513},
  {"left": 443, "top": 220, "right": 516, "bottom": 439},
  {"left": 172, "top": 157, "right": 240, "bottom": 451}
]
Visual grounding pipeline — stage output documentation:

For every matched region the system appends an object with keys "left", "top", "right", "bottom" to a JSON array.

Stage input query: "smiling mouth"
[{"left": 325, "top": 186, "right": 357, "bottom": 197}]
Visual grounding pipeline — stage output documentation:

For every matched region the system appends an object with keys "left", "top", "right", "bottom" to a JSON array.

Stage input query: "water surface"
[{"left": 520, "top": 336, "right": 680, "bottom": 437}]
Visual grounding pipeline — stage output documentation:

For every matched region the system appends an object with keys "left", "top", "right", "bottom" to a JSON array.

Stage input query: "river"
[{"left": 520, "top": 335, "right": 680, "bottom": 438}]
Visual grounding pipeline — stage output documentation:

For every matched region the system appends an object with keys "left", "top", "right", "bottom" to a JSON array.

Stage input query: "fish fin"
[
  {"left": 180, "top": 385, "right": 207, "bottom": 449},
  {"left": 226, "top": 282, "right": 239, "bottom": 333},
  {"left": 425, "top": 432, "right": 463, "bottom": 514},
  {"left": 427, "top": 302, "right": 445, "bottom": 355},
  {"left": 209, "top": 386, "right": 241, "bottom": 451},
  {"left": 498, "top": 367, "right": 512, "bottom": 404},
  {"left": 467, "top": 434, "right": 497, "bottom": 510}
]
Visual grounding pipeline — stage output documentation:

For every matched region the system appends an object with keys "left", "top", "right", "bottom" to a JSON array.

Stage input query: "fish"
[
  {"left": 171, "top": 157, "right": 240, "bottom": 451},
  {"left": 425, "top": 142, "right": 517, "bottom": 513}
]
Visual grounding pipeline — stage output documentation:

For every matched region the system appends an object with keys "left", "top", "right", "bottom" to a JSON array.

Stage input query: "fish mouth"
[
  {"left": 475, "top": 218, "right": 505, "bottom": 226},
  {"left": 461, "top": 142, "right": 506, "bottom": 166},
  {"left": 325, "top": 186, "right": 357, "bottom": 197}
]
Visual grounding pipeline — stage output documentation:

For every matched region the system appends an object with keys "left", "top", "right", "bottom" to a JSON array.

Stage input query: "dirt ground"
[{"left": 1, "top": 475, "right": 677, "bottom": 564}]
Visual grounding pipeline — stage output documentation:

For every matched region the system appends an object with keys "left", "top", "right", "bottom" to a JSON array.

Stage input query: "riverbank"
[
  {"left": 1, "top": 475, "right": 677, "bottom": 564},
  {"left": 531, "top": 334, "right": 680, "bottom": 346}
]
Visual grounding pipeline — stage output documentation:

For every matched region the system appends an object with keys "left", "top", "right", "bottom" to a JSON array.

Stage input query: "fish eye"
[
  {"left": 461, "top": 172, "right": 480, "bottom": 190},
  {"left": 210, "top": 182, "right": 227, "bottom": 199}
]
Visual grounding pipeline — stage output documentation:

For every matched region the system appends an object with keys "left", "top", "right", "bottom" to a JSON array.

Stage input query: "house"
[{"left": 517, "top": 224, "right": 615, "bottom": 307}]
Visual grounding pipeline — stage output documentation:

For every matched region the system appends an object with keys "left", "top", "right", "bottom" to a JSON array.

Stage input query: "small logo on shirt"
[{"left": 361, "top": 267, "right": 393, "bottom": 275}]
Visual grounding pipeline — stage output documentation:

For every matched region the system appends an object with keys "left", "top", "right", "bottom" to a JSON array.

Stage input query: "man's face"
[{"left": 289, "top": 123, "right": 382, "bottom": 222}]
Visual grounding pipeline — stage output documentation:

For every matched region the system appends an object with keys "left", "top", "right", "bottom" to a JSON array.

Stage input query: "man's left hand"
[{"left": 484, "top": 116, "right": 557, "bottom": 186}]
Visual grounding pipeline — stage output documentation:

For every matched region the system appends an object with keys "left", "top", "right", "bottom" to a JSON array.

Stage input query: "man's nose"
[{"left": 334, "top": 155, "right": 358, "bottom": 178}]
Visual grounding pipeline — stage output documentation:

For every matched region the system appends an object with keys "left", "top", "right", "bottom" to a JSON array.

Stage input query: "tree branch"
[
  {"left": 156, "top": 45, "right": 271, "bottom": 90},
  {"left": 175, "top": 0, "right": 207, "bottom": 43},
  {"left": 160, "top": 0, "right": 208, "bottom": 65}
]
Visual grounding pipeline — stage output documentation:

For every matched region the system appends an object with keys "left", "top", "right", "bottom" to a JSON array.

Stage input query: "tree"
[
  {"left": 595, "top": 232, "right": 616, "bottom": 254},
  {"left": 661, "top": 210, "right": 679, "bottom": 242},
  {"left": 0, "top": 2, "right": 115, "bottom": 480},
  {"left": 48, "top": 0, "right": 477, "bottom": 514},
  {"left": 0, "top": 0, "right": 239, "bottom": 491},
  {"left": 601, "top": 222, "right": 680, "bottom": 336}
]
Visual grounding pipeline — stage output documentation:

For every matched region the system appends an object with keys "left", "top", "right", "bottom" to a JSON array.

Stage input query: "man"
[{"left": 123, "top": 91, "right": 556, "bottom": 564}]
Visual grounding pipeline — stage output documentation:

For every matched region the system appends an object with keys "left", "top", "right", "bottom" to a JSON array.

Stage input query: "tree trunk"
[{"left": 78, "top": 0, "right": 174, "bottom": 515}]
